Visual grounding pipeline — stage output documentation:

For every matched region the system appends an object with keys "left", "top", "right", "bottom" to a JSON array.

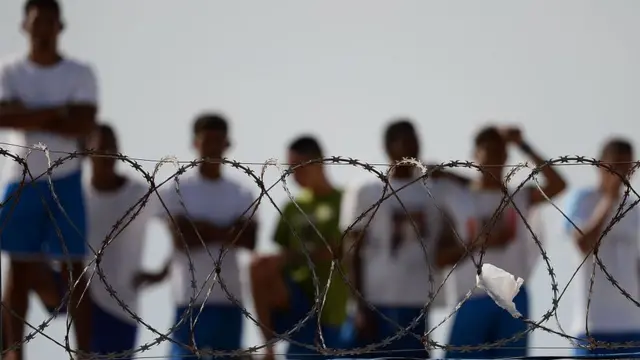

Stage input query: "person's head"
[
  {"left": 88, "top": 123, "right": 118, "bottom": 174},
  {"left": 22, "top": 0, "right": 63, "bottom": 50},
  {"left": 599, "top": 137, "right": 634, "bottom": 184},
  {"left": 192, "top": 113, "right": 230, "bottom": 159},
  {"left": 474, "top": 126, "right": 508, "bottom": 167},
  {"left": 287, "top": 135, "right": 324, "bottom": 188},
  {"left": 384, "top": 119, "right": 420, "bottom": 162}
]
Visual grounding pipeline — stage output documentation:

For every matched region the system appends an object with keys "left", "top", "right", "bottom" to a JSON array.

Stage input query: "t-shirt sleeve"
[
  {"left": 133, "top": 183, "right": 159, "bottom": 222},
  {"left": 339, "top": 182, "right": 374, "bottom": 232},
  {"left": 0, "top": 64, "right": 15, "bottom": 102},
  {"left": 563, "top": 190, "right": 589, "bottom": 234},
  {"left": 70, "top": 64, "right": 98, "bottom": 105},
  {"left": 155, "top": 185, "right": 185, "bottom": 218},
  {"left": 430, "top": 178, "right": 462, "bottom": 213}
]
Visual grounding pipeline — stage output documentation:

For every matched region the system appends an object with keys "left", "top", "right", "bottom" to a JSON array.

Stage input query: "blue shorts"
[
  {"left": 445, "top": 286, "right": 529, "bottom": 359},
  {"left": 170, "top": 304, "right": 243, "bottom": 359},
  {"left": 340, "top": 306, "right": 429, "bottom": 359},
  {"left": 271, "top": 277, "right": 345, "bottom": 359},
  {"left": 575, "top": 332, "right": 640, "bottom": 357},
  {"left": 0, "top": 171, "right": 86, "bottom": 259},
  {"left": 91, "top": 303, "right": 138, "bottom": 360}
]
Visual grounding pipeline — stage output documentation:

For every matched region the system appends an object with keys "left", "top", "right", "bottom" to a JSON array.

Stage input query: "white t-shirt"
[
  {"left": 564, "top": 188, "right": 640, "bottom": 335},
  {"left": 453, "top": 187, "right": 533, "bottom": 299},
  {"left": 158, "top": 173, "right": 256, "bottom": 307},
  {"left": 524, "top": 207, "right": 545, "bottom": 279},
  {"left": 0, "top": 55, "right": 98, "bottom": 181},
  {"left": 340, "top": 176, "right": 473, "bottom": 307},
  {"left": 85, "top": 179, "right": 155, "bottom": 324}
]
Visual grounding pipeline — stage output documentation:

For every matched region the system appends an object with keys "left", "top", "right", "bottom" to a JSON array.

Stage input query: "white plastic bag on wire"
[{"left": 476, "top": 263, "right": 524, "bottom": 318}]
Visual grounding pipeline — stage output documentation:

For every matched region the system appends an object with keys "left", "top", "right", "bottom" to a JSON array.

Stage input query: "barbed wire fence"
[{"left": 0, "top": 144, "right": 639, "bottom": 360}]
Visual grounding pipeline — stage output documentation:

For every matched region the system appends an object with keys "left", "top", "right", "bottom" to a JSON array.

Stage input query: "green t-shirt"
[{"left": 273, "top": 188, "right": 349, "bottom": 326}]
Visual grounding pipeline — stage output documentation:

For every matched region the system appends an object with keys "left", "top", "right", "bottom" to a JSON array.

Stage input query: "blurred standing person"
[
  {"left": 158, "top": 114, "right": 258, "bottom": 359},
  {"left": 0, "top": 0, "right": 98, "bottom": 358},
  {"left": 83, "top": 124, "right": 159, "bottom": 359},
  {"left": 250, "top": 136, "right": 349, "bottom": 360},
  {"left": 564, "top": 138, "right": 640, "bottom": 356},
  {"left": 445, "top": 126, "right": 566, "bottom": 359},
  {"left": 340, "top": 120, "right": 476, "bottom": 359}
]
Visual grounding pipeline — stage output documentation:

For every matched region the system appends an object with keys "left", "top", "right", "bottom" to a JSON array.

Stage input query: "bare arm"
[
  {"left": 519, "top": 141, "right": 567, "bottom": 205},
  {"left": 44, "top": 104, "right": 97, "bottom": 138},
  {"left": 436, "top": 218, "right": 467, "bottom": 268},
  {"left": 230, "top": 218, "right": 258, "bottom": 250},
  {"left": 169, "top": 215, "right": 257, "bottom": 251},
  {"left": 499, "top": 127, "right": 566, "bottom": 205},
  {"left": 344, "top": 230, "right": 365, "bottom": 306},
  {"left": 168, "top": 215, "right": 233, "bottom": 249},
  {"left": 0, "top": 101, "right": 97, "bottom": 138},
  {"left": 0, "top": 101, "right": 64, "bottom": 131},
  {"left": 570, "top": 196, "right": 617, "bottom": 254}
]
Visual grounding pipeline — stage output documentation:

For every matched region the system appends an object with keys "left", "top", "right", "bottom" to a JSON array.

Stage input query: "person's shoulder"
[
  {"left": 346, "top": 178, "right": 383, "bottom": 195},
  {"left": 0, "top": 54, "right": 28, "bottom": 75},
  {"left": 222, "top": 177, "right": 256, "bottom": 200},
  {"left": 125, "top": 178, "right": 151, "bottom": 197},
  {"left": 157, "top": 173, "right": 196, "bottom": 197},
  {"left": 57, "top": 57, "right": 97, "bottom": 83},
  {"left": 60, "top": 57, "right": 95, "bottom": 73}
]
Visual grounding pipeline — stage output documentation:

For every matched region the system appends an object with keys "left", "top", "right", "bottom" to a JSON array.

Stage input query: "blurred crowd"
[{"left": 2, "top": 1, "right": 640, "bottom": 360}]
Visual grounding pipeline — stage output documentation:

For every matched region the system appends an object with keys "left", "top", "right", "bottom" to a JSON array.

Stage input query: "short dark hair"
[
  {"left": 384, "top": 119, "right": 416, "bottom": 147},
  {"left": 95, "top": 123, "right": 118, "bottom": 148},
  {"left": 601, "top": 137, "right": 633, "bottom": 158},
  {"left": 193, "top": 113, "right": 228, "bottom": 136},
  {"left": 288, "top": 135, "right": 323, "bottom": 158},
  {"left": 474, "top": 126, "right": 504, "bottom": 147},
  {"left": 24, "top": 0, "right": 61, "bottom": 16}
]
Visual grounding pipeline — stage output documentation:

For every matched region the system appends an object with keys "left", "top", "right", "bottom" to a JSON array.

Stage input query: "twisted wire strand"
[{"left": 0, "top": 144, "right": 638, "bottom": 359}]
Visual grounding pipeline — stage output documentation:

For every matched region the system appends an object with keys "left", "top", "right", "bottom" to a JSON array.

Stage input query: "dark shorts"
[
  {"left": 272, "top": 277, "right": 345, "bottom": 359},
  {"left": 341, "top": 306, "right": 429, "bottom": 359},
  {"left": 170, "top": 304, "right": 243, "bottom": 359},
  {"left": 575, "top": 332, "right": 640, "bottom": 357},
  {"left": 0, "top": 171, "right": 86, "bottom": 259},
  {"left": 445, "top": 286, "right": 529, "bottom": 359},
  {"left": 91, "top": 303, "right": 138, "bottom": 360}
]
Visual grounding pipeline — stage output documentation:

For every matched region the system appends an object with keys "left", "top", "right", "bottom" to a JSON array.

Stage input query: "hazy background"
[{"left": 1, "top": 1, "right": 640, "bottom": 359}]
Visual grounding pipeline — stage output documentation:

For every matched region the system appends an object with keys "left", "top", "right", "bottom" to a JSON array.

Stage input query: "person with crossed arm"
[
  {"left": 152, "top": 114, "right": 259, "bottom": 359},
  {"left": 340, "top": 119, "right": 477, "bottom": 359},
  {"left": 0, "top": 1, "right": 98, "bottom": 358}
]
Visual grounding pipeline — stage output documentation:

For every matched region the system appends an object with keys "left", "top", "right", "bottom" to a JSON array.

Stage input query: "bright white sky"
[{"left": 1, "top": 1, "right": 640, "bottom": 359}]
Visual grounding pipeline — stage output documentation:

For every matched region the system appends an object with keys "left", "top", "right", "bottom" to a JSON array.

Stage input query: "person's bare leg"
[
  {"left": 2, "top": 260, "right": 33, "bottom": 360},
  {"left": 59, "top": 262, "right": 92, "bottom": 359},
  {"left": 30, "top": 263, "right": 62, "bottom": 311},
  {"left": 250, "top": 257, "right": 288, "bottom": 360}
]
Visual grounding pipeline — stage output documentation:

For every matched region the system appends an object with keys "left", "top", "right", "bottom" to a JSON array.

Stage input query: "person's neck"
[
  {"left": 308, "top": 179, "right": 335, "bottom": 197},
  {"left": 473, "top": 172, "right": 504, "bottom": 190},
  {"left": 92, "top": 172, "right": 125, "bottom": 192},
  {"left": 28, "top": 48, "right": 62, "bottom": 66},
  {"left": 391, "top": 166, "right": 414, "bottom": 180},
  {"left": 199, "top": 163, "right": 221, "bottom": 180}
]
